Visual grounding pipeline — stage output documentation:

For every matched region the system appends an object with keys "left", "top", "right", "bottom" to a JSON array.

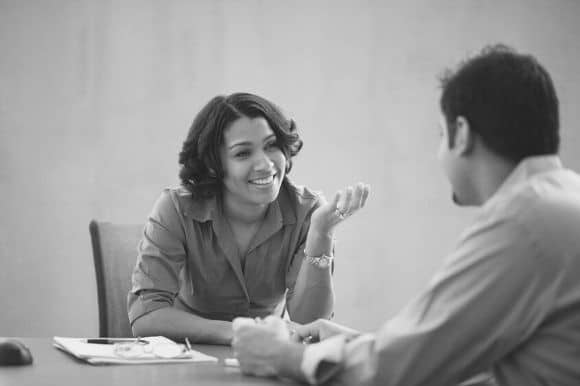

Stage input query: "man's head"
[{"left": 438, "top": 44, "right": 560, "bottom": 205}]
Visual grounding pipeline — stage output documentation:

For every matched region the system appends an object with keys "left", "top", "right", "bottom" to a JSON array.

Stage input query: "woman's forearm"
[
  {"left": 288, "top": 232, "right": 335, "bottom": 323},
  {"left": 288, "top": 263, "right": 334, "bottom": 323},
  {"left": 131, "top": 307, "right": 233, "bottom": 345}
]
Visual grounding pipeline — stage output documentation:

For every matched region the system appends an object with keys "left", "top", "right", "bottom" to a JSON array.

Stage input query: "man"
[{"left": 232, "top": 45, "right": 580, "bottom": 385}]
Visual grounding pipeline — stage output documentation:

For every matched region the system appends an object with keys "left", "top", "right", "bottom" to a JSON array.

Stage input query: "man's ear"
[{"left": 452, "top": 116, "right": 475, "bottom": 155}]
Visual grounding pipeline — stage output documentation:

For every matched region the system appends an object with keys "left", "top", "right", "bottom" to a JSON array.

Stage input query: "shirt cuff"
[{"left": 300, "top": 335, "right": 347, "bottom": 385}]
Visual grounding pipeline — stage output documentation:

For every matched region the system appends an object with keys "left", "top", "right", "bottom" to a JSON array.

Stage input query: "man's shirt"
[{"left": 302, "top": 156, "right": 580, "bottom": 385}]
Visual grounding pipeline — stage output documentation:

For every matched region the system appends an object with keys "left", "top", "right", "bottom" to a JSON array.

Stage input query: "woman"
[{"left": 128, "top": 92, "right": 369, "bottom": 344}]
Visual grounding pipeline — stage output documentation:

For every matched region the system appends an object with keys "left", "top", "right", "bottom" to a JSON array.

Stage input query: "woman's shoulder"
[
  {"left": 153, "top": 186, "right": 214, "bottom": 221},
  {"left": 282, "top": 179, "right": 322, "bottom": 211},
  {"left": 155, "top": 185, "right": 191, "bottom": 206}
]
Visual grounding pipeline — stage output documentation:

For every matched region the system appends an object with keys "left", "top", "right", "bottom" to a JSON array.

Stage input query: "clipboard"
[{"left": 53, "top": 336, "right": 218, "bottom": 365}]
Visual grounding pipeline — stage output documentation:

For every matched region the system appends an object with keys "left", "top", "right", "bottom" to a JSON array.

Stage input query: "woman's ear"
[{"left": 453, "top": 116, "right": 475, "bottom": 156}]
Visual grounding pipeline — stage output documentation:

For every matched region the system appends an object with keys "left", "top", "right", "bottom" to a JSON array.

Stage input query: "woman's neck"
[{"left": 222, "top": 195, "right": 269, "bottom": 225}]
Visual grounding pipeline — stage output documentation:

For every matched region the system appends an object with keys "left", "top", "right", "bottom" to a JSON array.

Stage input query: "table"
[{"left": 0, "top": 338, "right": 301, "bottom": 386}]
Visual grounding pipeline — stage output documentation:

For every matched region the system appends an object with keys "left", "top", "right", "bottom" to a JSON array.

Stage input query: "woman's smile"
[{"left": 249, "top": 174, "right": 276, "bottom": 186}]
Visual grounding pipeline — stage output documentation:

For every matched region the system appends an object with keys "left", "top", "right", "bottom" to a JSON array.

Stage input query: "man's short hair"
[{"left": 439, "top": 44, "right": 560, "bottom": 162}]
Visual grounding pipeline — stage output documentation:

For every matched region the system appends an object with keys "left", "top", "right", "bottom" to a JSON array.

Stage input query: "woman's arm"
[
  {"left": 287, "top": 183, "right": 370, "bottom": 323},
  {"left": 130, "top": 189, "right": 232, "bottom": 344},
  {"left": 286, "top": 232, "right": 335, "bottom": 323},
  {"left": 132, "top": 306, "right": 233, "bottom": 345}
]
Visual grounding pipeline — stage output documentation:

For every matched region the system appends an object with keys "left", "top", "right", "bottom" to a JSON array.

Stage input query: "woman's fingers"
[
  {"left": 330, "top": 190, "right": 341, "bottom": 211},
  {"left": 311, "top": 183, "right": 370, "bottom": 233},
  {"left": 338, "top": 183, "right": 370, "bottom": 217},
  {"left": 344, "top": 187, "right": 355, "bottom": 212},
  {"left": 348, "top": 183, "right": 364, "bottom": 212},
  {"left": 352, "top": 183, "right": 370, "bottom": 211},
  {"left": 360, "top": 183, "right": 370, "bottom": 207}
]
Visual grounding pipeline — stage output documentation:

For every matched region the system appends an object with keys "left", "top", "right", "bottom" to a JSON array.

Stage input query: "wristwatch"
[{"left": 304, "top": 251, "right": 334, "bottom": 268}]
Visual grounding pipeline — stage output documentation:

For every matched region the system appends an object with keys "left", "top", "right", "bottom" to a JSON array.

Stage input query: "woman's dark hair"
[
  {"left": 178, "top": 92, "right": 303, "bottom": 199},
  {"left": 439, "top": 44, "right": 559, "bottom": 162}
]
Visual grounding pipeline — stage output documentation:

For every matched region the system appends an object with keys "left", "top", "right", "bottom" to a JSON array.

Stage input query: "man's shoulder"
[
  {"left": 482, "top": 169, "right": 580, "bottom": 252},
  {"left": 494, "top": 169, "right": 580, "bottom": 218}
]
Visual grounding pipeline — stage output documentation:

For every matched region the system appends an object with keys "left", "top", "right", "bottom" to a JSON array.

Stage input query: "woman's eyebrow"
[
  {"left": 228, "top": 141, "right": 252, "bottom": 150},
  {"left": 262, "top": 134, "right": 276, "bottom": 143},
  {"left": 228, "top": 134, "right": 276, "bottom": 150}
]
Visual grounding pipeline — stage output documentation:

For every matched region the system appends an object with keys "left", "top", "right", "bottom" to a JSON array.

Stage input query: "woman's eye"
[{"left": 234, "top": 150, "right": 250, "bottom": 158}]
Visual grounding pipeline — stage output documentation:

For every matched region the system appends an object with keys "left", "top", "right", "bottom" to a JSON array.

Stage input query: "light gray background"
[{"left": 1, "top": 0, "right": 580, "bottom": 337}]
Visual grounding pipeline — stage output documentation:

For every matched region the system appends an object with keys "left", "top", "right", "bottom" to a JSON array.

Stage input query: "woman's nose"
[{"left": 253, "top": 151, "right": 274, "bottom": 170}]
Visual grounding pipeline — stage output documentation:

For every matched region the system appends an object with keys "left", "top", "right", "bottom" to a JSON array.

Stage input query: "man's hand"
[
  {"left": 232, "top": 316, "right": 302, "bottom": 377},
  {"left": 290, "top": 318, "right": 361, "bottom": 344}
]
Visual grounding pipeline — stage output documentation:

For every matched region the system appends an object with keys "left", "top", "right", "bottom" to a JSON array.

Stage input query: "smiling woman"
[{"left": 127, "top": 92, "right": 370, "bottom": 344}]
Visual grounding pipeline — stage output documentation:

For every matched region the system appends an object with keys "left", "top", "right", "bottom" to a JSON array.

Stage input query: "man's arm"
[
  {"left": 236, "top": 217, "right": 559, "bottom": 385},
  {"left": 301, "top": 217, "right": 558, "bottom": 385}
]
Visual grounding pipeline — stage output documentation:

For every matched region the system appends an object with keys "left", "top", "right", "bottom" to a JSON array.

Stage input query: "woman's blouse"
[{"left": 128, "top": 180, "right": 321, "bottom": 325}]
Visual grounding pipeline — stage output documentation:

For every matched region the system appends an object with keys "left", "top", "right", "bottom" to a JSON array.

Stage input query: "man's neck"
[{"left": 473, "top": 152, "right": 517, "bottom": 205}]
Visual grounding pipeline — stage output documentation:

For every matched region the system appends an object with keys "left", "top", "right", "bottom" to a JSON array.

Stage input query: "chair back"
[{"left": 89, "top": 220, "right": 142, "bottom": 337}]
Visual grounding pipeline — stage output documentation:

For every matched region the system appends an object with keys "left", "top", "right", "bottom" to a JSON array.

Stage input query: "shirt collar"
[
  {"left": 489, "top": 155, "right": 562, "bottom": 202},
  {"left": 182, "top": 180, "right": 298, "bottom": 225}
]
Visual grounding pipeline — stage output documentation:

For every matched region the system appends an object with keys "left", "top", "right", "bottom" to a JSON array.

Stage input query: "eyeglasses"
[{"left": 113, "top": 338, "right": 192, "bottom": 359}]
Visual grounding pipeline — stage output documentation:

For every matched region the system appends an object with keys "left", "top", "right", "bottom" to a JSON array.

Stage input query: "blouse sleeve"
[{"left": 127, "top": 189, "right": 188, "bottom": 326}]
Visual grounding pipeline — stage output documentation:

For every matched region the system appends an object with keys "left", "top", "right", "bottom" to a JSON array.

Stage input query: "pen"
[
  {"left": 185, "top": 337, "right": 192, "bottom": 353},
  {"left": 86, "top": 338, "right": 148, "bottom": 344}
]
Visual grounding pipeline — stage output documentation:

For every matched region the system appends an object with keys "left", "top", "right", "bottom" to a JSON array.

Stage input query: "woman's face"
[{"left": 219, "top": 116, "right": 287, "bottom": 209}]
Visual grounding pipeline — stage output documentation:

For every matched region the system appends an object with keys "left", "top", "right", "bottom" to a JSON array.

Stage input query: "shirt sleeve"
[
  {"left": 127, "top": 189, "right": 188, "bottom": 325},
  {"left": 301, "top": 217, "right": 560, "bottom": 385}
]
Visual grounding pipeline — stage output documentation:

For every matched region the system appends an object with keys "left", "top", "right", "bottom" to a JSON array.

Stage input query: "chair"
[{"left": 89, "top": 220, "right": 143, "bottom": 338}]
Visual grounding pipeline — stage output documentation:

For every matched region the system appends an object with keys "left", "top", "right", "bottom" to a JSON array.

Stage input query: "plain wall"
[{"left": 1, "top": 0, "right": 580, "bottom": 336}]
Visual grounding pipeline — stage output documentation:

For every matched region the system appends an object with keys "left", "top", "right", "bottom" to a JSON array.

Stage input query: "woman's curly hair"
[{"left": 178, "top": 92, "right": 303, "bottom": 199}]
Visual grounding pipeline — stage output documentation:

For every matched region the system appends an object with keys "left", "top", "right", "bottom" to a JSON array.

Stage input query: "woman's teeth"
[{"left": 250, "top": 175, "right": 274, "bottom": 185}]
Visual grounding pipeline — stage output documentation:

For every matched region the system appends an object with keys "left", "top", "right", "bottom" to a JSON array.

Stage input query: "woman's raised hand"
[{"left": 310, "top": 182, "right": 370, "bottom": 236}]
